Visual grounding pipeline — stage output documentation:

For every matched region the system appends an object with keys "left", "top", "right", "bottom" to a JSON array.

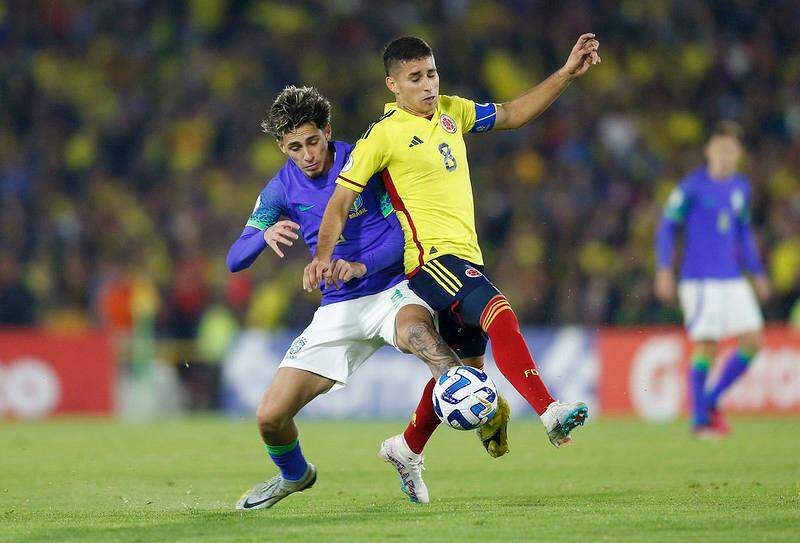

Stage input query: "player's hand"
[
  {"left": 753, "top": 275, "right": 771, "bottom": 302},
  {"left": 264, "top": 220, "right": 300, "bottom": 258},
  {"left": 303, "top": 257, "right": 332, "bottom": 292},
  {"left": 327, "top": 259, "right": 367, "bottom": 289},
  {"left": 561, "top": 33, "right": 601, "bottom": 80},
  {"left": 655, "top": 268, "right": 676, "bottom": 304}
]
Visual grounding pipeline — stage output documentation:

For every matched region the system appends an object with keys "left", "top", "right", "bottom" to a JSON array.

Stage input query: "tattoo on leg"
[{"left": 407, "top": 321, "right": 459, "bottom": 377}]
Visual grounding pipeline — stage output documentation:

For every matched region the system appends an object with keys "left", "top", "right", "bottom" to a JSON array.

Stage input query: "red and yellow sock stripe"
[{"left": 480, "top": 295, "right": 513, "bottom": 331}]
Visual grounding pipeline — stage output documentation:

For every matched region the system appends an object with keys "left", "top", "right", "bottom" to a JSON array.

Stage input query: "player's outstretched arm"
[
  {"left": 735, "top": 200, "right": 770, "bottom": 301},
  {"left": 494, "top": 33, "right": 601, "bottom": 130},
  {"left": 227, "top": 227, "right": 267, "bottom": 272},
  {"left": 654, "top": 218, "right": 679, "bottom": 304},
  {"left": 655, "top": 267, "right": 677, "bottom": 305},
  {"left": 304, "top": 184, "right": 358, "bottom": 291},
  {"left": 227, "top": 221, "right": 300, "bottom": 271},
  {"left": 228, "top": 178, "right": 294, "bottom": 272}
]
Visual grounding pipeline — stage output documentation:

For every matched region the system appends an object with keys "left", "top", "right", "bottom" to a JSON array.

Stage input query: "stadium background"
[
  {"left": 1, "top": 1, "right": 799, "bottom": 421},
  {"left": 2, "top": 3, "right": 800, "bottom": 541}
]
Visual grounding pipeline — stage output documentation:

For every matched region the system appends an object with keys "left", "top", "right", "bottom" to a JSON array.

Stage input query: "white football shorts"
[
  {"left": 279, "top": 280, "right": 433, "bottom": 391},
  {"left": 678, "top": 277, "right": 764, "bottom": 341}
]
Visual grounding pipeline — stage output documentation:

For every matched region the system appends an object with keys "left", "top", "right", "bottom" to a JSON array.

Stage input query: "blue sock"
[
  {"left": 706, "top": 350, "right": 754, "bottom": 411},
  {"left": 689, "top": 357, "right": 710, "bottom": 427},
  {"left": 267, "top": 440, "right": 308, "bottom": 481}
]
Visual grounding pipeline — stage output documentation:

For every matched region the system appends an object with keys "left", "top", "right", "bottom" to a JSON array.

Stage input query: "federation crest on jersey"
[
  {"left": 341, "top": 154, "right": 354, "bottom": 173},
  {"left": 666, "top": 188, "right": 683, "bottom": 209},
  {"left": 731, "top": 189, "right": 744, "bottom": 213},
  {"left": 465, "top": 266, "right": 482, "bottom": 278},
  {"left": 379, "top": 191, "right": 394, "bottom": 217},
  {"left": 348, "top": 195, "right": 367, "bottom": 219},
  {"left": 440, "top": 114, "right": 457, "bottom": 134},
  {"left": 286, "top": 337, "right": 307, "bottom": 359}
]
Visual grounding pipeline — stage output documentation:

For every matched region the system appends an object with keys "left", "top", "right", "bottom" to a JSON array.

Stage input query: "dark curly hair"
[{"left": 261, "top": 85, "right": 331, "bottom": 139}]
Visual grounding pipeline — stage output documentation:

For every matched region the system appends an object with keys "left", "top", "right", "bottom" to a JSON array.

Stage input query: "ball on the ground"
[{"left": 432, "top": 366, "right": 498, "bottom": 430}]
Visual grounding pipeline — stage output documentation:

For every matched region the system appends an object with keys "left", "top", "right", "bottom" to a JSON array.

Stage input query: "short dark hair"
[
  {"left": 261, "top": 85, "right": 331, "bottom": 139},
  {"left": 711, "top": 120, "right": 744, "bottom": 142},
  {"left": 383, "top": 36, "right": 433, "bottom": 75}
]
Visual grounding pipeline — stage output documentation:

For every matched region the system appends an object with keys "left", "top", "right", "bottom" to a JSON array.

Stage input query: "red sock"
[
  {"left": 482, "top": 295, "right": 555, "bottom": 415},
  {"left": 403, "top": 378, "right": 441, "bottom": 454}
]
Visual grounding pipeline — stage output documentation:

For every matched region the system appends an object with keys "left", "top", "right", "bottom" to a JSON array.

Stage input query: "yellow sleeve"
[
  {"left": 445, "top": 95, "right": 477, "bottom": 133},
  {"left": 336, "top": 125, "right": 390, "bottom": 194}
]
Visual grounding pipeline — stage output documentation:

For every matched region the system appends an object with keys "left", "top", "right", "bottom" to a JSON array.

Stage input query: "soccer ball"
[{"left": 432, "top": 366, "right": 498, "bottom": 430}]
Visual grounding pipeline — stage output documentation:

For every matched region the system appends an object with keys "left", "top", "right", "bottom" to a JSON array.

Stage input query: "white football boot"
[
  {"left": 540, "top": 401, "right": 589, "bottom": 447},
  {"left": 235, "top": 463, "right": 317, "bottom": 510},
  {"left": 378, "top": 434, "right": 430, "bottom": 504}
]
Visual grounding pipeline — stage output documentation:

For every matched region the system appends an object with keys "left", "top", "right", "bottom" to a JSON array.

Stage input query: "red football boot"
[{"left": 708, "top": 409, "right": 731, "bottom": 436}]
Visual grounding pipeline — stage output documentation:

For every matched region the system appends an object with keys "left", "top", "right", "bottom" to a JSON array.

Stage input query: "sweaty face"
[
  {"left": 705, "top": 135, "right": 743, "bottom": 177},
  {"left": 279, "top": 123, "right": 332, "bottom": 178},
  {"left": 386, "top": 56, "right": 440, "bottom": 115}
]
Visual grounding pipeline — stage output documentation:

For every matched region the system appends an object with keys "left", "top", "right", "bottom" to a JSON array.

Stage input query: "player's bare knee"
[
  {"left": 738, "top": 330, "right": 762, "bottom": 354},
  {"left": 402, "top": 319, "right": 459, "bottom": 376},
  {"left": 256, "top": 403, "right": 289, "bottom": 439},
  {"left": 404, "top": 320, "right": 437, "bottom": 353},
  {"left": 693, "top": 340, "right": 718, "bottom": 360},
  {"left": 395, "top": 312, "right": 433, "bottom": 353},
  {"left": 393, "top": 322, "right": 412, "bottom": 353},
  {"left": 395, "top": 307, "right": 435, "bottom": 353}
]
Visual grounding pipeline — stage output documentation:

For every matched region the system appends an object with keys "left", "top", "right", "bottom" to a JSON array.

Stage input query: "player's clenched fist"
[
  {"left": 561, "top": 33, "right": 601, "bottom": 80},
  {"left": 264, "top": 220, "right": 300, "bottom": 258},
  {"left": 327, "top": 259, "right": 367, "bottom": 289},
  {"left": 303, "top": 258, "right": 367, "bottom": 291},
  {"left": 303, "top": 257, "right": 331, "bottom": 292}
]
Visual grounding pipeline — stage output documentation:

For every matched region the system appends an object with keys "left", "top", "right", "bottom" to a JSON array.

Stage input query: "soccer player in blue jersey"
[
  {"left": 655, "top": 121, "right": 770, "bottom": 437},
  {"left": 227, "top": 86, "right": 502, "bottom": 509}
]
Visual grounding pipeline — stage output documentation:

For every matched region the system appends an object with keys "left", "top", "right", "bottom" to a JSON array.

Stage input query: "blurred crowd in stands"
[{"left": 2, "top": 0, "right": 800, "bottom": 348}]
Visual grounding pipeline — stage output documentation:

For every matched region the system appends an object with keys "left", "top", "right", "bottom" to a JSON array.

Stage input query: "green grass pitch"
[{"left": 2, "top": 416, "right": 798, "bottom": 542}]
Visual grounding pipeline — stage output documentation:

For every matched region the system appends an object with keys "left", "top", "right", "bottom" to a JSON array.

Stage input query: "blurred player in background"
[
  {"left": 227, "top": 86, "right": 507, "bottom": 508},
  {"left": 655, "top": 121, "right": 770, "bottom": 437},
  {"left": 308, "top": 34, "right": 601, "bottom": 468}
]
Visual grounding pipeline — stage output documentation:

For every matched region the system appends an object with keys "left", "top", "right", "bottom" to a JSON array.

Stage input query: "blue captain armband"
[{"left": 470, "top": 102, "right": 497, "bottom": 133}]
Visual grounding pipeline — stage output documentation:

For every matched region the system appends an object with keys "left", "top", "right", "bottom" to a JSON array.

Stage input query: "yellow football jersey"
[{"left": 338, "top": 95, "right": 495, "bottom": 274}]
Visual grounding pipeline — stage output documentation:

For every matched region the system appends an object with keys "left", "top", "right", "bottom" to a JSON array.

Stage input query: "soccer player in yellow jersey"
[{"left": 308, "top": 34, "right": 601, "bottom": 472}]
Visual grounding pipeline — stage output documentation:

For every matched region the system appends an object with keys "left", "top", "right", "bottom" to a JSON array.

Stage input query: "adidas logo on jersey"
[{"left": 408, "top": 136, "right": 424, "bottom": 147}]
